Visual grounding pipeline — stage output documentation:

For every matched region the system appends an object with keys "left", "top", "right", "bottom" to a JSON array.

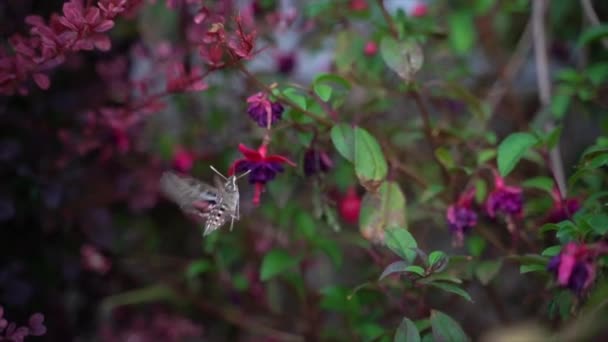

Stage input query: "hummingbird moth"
[{"left": 159, "top": 166, "right": 250, "bottom": 236}]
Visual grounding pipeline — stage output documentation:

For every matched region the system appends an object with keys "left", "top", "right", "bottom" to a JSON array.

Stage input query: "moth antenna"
[
  {"left": 236, "top": 169, "right": 252, "bottom": 180},
  {"left": 209, "top": 165, "right": 228, "bottom": 181}
]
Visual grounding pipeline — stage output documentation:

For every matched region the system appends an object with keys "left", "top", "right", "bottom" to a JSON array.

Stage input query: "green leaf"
[
  {"left": 282, "top": 87, "right": 308, "bottom": 110},
  {"left": 320, "top": 285, "right": 359, "bottom": 313},
  {"left": 431, "top": 310, "right": 470, "bottom": 342},
  {"left": 360, "top": 181, "right": 407, "bottom": 243},
  {"left": 380, "top": 36, "right": 424, "bottom": 82},
  {"left": 578, "top": 24, "right": 608, "bottom": 47},
  {"left": 379, "top": 260, "right": 411, "bottom": 281},
  {"left": 260, "top": 249, "right": 299, "bottom": 281},
  {"left": 314, "top": 83, "right": 333, "bottom": 102},
  {"left": 474, "top": 179, "right": 487, "bottom": 205},
  {"left": 430, "top": 282, "right": 473, "bottom": 302},
  {"left": 475, "top": 260, "right": 503, "bottom": 285},
  {"left": 357, "top": 322, "right": 386, "bottom": 342},
  {"left": 541, "top": 245, "right": 562, "bottom": 257},
  {"left": 467, "top": 235, "right": 486, "bottom": 257},
  {"left": 585, "top": 213, "right": 608, "bottom": 235},
  {"left": 186, "top": 259, "right": 212, "bottom": 279},
  {"left": 420, "top": 184, "right": 444, "bottom": 203},
  {"left": 316, "top": 238, "right": 343, "bottom": 267},
  {"left": 384, "top": 227, "right": 418, "bottom": 263},
  {"left": 497, "top": 132, "right": 539, "bottom": 177},
  {"left": 405, "top": 265, "right": 426, "bottom": 277},
  {"left": 330, "top": 123, "right": 355, "bottom": 162},
  {"left": 435, "top": 147, "right": 455, "bottom": 169},
  {"left": 448, "top": 11, "right": 476, "bottom": 55},
  {"left": 477, "top": 149, "right": 496, "bottom": 165},
  {"left": 522, "top": 177, "right": 555, "bottom": 192},
  {"left": 551, "top": 93, "right": 571, "bottom": 120},
  {"left": 429, "top": 251, "right": 448, "bottom": 269},
  {"left": 545, "top": 125, "right": 563, "bottom": 149},
  {"left": 395, "top": 317, "right": 421, "bottom": 342},
  {"left": 520, "top": 264, "right": 548, "bottom": 274},
  {"left": 354, "top": 127, "right": 388, "bottom": 191}
]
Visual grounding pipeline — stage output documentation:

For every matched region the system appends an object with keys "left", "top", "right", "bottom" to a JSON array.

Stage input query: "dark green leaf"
[
  {"left": 497, "top": 132, "right": 539, "bottom": 177},
  {"left": 354, "top": 127, "right": 388, "bottom": 191},
  {"left": 431, "top": 310, "right": 470, "bottom": 342},
  {"left": 260, "top": 249, "right": 299, "bottom": 281},
  {"left": 404, "top": 265, "right": 426, "bottom": 277},
  {"left": 428, "top": 251, "right": 449, "bottom": 272},
  {"left": 448, "top": 11, "right": 476, "bottom": 54},
  {"left": 331, "top": 123, "right": 355, "bottom": 162},
  {"left": 430, "top": 282, "right": 473, "bottom": 302},
  {"left": 186, "top": 260, "right": 212, "bottom": 279},
  {"left": 420, "top": 185, "right": 445, "bottom": 203},
  {"left": 435, "top": 147, "right": 455, "bottom": 169},
  {"left": 520, "top": 264, "right": 548, "bottom": 274},
  {"left": 467, "top": 235, "right": 486, "bottom": 257},
  {"left": 395, "top": 317, "right": 421, "bottom": 342},
  {"left": 522, "top": 177, "right": 555, "bottom": 192},
  {"left": 477, "top": 149, "right": 496, "bottom": 165},
  {"left": 585, "top": 213, "right": 608, "bottom": 235},
  {"left": 541, "top": 245, "right": 562, "bottom": 257},
  {"left": 379, "top": 260, "right": 411, "bottom": 281},
  {"left": 384, "top": 227, "right": 418, "bottom": 263},
  {"left": 551, "top": 93, "right": 570, "bottom": 119},
  {"left": 578, "top": 24, "right": 608, "bottom": 47},
  {"left": 282, "top": 87, "right": 308, "bottom": 109},
  {"left": 475, "top": 260, "right": 502, "bottom": 285}
]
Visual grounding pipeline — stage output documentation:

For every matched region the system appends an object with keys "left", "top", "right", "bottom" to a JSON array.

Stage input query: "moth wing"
[{"left": 159, "top": 172, "right": 219, "bottom": 210}]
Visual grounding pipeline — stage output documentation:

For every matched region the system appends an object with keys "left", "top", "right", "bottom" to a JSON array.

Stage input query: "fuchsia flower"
[
  {"left": 172, "top": 147, "right": 195, "bottom": 173},
  {"left": 410, "top": 2, "right": 428, "bottom": 17},
  {"left": 547, "top": 242, "right": 596, "bottom": 294},
  {"left": 486, "top": 172, "right": 523, "bottom": 218},
  {"left": 303, "top": 148, "right": 333, "bottom": 177},
  {"left": 229, "top": 143, "right": 296, "bottom": 204},
  {"left": 246, "top": 92, "right": 284, "bottom": 128},
  {"left": 339, "top": 187, "right": 361, "bottom": 224},
  {"left": 364, "top": 41, "right": 378, "bottom": 56},
  {"left": 544, "top": 188, "right": 581, "bottom": 224},
  {"left": 446, "top": 187, "right": 478, "bottom": 246}
]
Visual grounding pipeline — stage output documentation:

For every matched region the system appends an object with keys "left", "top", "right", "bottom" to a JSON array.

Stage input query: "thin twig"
[
  {"left": 485, "top": 17, "right": 533, "bottom": 115},
  {"left": 375, "top": 0, "right": 399, "bottom": 38},
  {"left": 533, "top": 0, "right": 568, "bottom": 197}
]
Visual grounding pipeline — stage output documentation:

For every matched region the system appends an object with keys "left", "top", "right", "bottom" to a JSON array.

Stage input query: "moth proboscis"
[{"left": 159, "top": 166, "right": 250, "bottom": 236}]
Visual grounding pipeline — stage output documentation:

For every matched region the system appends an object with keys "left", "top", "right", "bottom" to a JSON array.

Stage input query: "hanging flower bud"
[
  {"left": 246, "top": 92, "right": 284, "bottom": 128},
  {"left": 543, "top": 188, "right": 581, "bottom": 224},
  {"left": 303, "top": 148, "right": 333, "bottom": 177},
  {"left": 275, "top": 52, "right": 297, "bottom": 75},
  {"left": 171, "top": 147, "right": 195, "bottom": 173},
  {"left": 486, "top": 172, "right": 523, "bottom": 218},
  {"left": 446, "top": 187, "right": 477, "bottom": 247},
  {"left": 364, "top": 41, "right": 378, "bottom": 56},
  {"left": 339, "top": 187, "right": 361, "bottom": 224},
  {"left": 547, "top": 242, "right": 596, "bottom": 295}
]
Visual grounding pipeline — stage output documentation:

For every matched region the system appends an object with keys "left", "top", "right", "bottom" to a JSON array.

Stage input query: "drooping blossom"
[
  {"left": 303, "top": 148, "right": 333, "bottom": 177},
  {"left": 410, "top": 2, "right": 428, "bottom": 17},
  {"left": 172, "top": 147, "right": 196, "bottom": 173},
  {"left": 275, "top": 52, "right": 297, "bottom": 75},
  {"left": 446, "top": 187, "right": 478, "bottom": 247},
  {"left": 486, "top": 172, "right": 523, "bottom": 219},
  {"left": 339, "top": 187, "right": 361, "bottom": 224},
  {"left": 81, "top": 244, "right": 112, "bottom": 275},
  {"left": 364, "top": 41, "right": 378, "bottom": 56},
  {"left": 0, "top": 306, "right": 47, "bottom": 341},
  {"left": 543, "top": 188, "right": 581, "bottom": 224},
  {"left": 229, "top": 143, "right": 296, "bottom": 204},
  {"left": 246, "top": 92, "right": 284, "bottom": 128},
  {"left": 547, "top": 242, "right": 596, "bottom": 295},
  {"left": 350, "top": 0, "right": 369, "bottom": 11}
]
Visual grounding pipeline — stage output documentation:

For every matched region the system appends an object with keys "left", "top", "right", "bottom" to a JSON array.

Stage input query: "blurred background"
[{"left": 1, "top": 0, "right": 607, "bottom": 341}]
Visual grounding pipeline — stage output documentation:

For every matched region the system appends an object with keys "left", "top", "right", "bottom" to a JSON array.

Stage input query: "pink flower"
[
  {"left": 410, "top": 2, "right": 428, "bottom": 17},
  {"left": 485, "top": 172, "right": 523, "bottom": 218},
  {"left": 172, "top": 147, "right": 195, "bottom": 173},
  {"left": 547, "top": 242, "right": 596, "bottom": 294},
  {"left": 229, "top": 143, "right": 296, "bottom": 204},
  {"left": 364, "top": 41, "right": 378, "bottom": 56},
  {"left": 446, "top": 187, "right": 478, "bottom": 246}
]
